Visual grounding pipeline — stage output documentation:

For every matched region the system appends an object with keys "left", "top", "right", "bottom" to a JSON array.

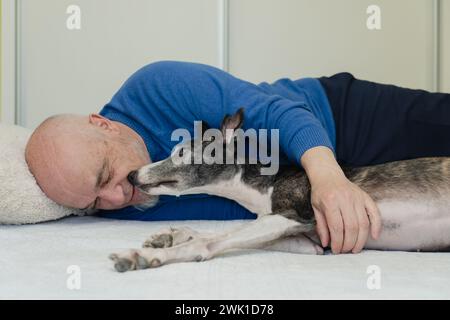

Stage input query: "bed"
[{"left": 1, "top": 216, "right": 449, "bottom": 299}]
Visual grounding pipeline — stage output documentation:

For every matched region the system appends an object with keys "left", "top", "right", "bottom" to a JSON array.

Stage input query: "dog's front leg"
[
  {"left": 142, "top": 226, "right": 323, "bottom": 255},
  {"left": 263, "top": 235, "right": 324, "bottom": 255},
  {"left": 109, "top": 213, "right": 315, "bottom": 272}
]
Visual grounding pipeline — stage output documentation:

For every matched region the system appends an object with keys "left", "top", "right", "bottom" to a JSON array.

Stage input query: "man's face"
[
  {"left": 26, "top": 114, "right": 153, "bottom": 210},
  {"left": 74, "top": 134, "right": 151, "bottom": 211}
]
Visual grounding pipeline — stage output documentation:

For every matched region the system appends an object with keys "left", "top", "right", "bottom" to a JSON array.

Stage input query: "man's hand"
[{"left": 301, "top": 146, "right": 381, "bottom": 254}]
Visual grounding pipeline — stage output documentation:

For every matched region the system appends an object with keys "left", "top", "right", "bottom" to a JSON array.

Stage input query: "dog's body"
[
  {"left": 110, "top": 110, "right": 450, "bottom": 272},
  {"left": 237, "top": 158, "right": 450, "bottom": 252}
]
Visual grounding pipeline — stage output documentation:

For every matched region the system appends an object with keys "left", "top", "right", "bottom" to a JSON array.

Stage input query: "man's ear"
[
  {"left": 220, "top": 107, "right": 244, "bottom": 144},
  {"left": 89, "top": 114, "right": 120, "bottom": 133}
]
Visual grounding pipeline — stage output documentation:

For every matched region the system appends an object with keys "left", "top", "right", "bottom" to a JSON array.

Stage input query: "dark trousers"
[{"left": 318, "top": 73, "right": 450, "bottom": 167}]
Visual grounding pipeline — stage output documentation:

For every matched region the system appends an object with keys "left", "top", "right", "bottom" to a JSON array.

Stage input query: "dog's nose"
[{"left": 127, "top": 170, "right": 138, "bottom": 185}]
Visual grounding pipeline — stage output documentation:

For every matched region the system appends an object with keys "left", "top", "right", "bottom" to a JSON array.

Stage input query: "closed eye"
[
  {"left": 94, "top": 171, "right": 115, "bottom": 209},
  {"left": 101, "top": 170, "right": 114, "bottom": 188},
  {"left": 88, "top": 171, "right": 114, "bottom": 210},
  {"left": 98, "top": 163, "right": 114, "bottom": 188}
]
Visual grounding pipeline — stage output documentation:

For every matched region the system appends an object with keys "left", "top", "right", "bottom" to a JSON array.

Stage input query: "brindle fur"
[{"left": 233, "top": 157, "right": 450, "bottom": 226}]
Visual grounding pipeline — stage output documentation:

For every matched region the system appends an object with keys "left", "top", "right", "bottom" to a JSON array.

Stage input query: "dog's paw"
[
  {"left": 142, "top": 227, "right": 198, "bottom": 248},
  {"left": 109, "top": 248, "right": 168, "bottom": 272},
  {"left": 109, "top": 250, "right": 138, "bottom": 273},
  {"left": 314, "top": 244, "right": 324, "bottom": 255},
  {"left": 108, "top": 251, "right": 153, "bottom": 272}
]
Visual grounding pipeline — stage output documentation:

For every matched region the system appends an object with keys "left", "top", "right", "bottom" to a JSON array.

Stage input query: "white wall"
[
  {"left": 0, "top": 0, "right": 17, "bottom": 124},
  {"left": 18, "top": 0, "right": 220, "bottom": 128},
  {"left": 229, "top": 0, "right": 434, "bottom": 89},
  {"left": 3, "top": 0, "right": 449, "bottom": 127},
  {"left": 442, "top": 0, "right": 450, "bottom": 92}
]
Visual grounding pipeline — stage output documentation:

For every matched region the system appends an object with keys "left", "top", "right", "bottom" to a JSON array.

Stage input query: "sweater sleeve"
[{"left": 140, "top": 61, "right": 334, "bottom": 165}]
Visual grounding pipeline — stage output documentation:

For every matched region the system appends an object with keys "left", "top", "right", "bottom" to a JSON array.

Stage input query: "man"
[{"left": 25, "top": 61, "right": 450, "bottom": 254}]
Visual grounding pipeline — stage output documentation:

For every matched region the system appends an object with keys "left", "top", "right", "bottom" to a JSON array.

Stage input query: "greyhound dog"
[{"left": 109, "top": 109, "right": 450, "bottom": 272}]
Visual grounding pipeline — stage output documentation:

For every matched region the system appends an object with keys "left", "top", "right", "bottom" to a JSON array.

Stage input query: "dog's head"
[{"left": 128, "top": 108, "right": 245, "bottom": 203}]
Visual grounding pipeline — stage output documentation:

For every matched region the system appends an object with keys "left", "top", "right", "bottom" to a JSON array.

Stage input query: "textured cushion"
[{"left": 0, "top": 123, "right": 80, "bottom": 224}]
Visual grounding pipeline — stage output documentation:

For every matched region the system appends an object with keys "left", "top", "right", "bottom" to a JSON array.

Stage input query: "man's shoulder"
[{"left": 128, "top": 60, "right": 215, "bottom": 81}]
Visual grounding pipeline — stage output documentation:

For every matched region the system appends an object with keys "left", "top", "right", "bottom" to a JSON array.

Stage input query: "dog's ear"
[
  {"left": 221, "top": 107, "right": 244, "bottom": 144},
  {"left": 200, "top": 120, "right": 211, "bottom": 137}
]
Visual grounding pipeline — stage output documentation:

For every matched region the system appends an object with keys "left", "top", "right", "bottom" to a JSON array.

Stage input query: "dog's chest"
[
  {"left": 184, "top": 173, "right": 274, "bottom": 215},
  {"left": 210, "top": 175, "right": 274, "bottom": 216}
]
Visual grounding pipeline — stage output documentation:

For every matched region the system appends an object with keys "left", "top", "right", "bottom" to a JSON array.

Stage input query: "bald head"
[{"left": 25, "top": 114, "right": 151, "bottom": 210}]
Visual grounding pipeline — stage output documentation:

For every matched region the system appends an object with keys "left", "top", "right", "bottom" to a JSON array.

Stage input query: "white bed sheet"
[{"left": 1, "top": 216, "right": 449, "bottom": 299}]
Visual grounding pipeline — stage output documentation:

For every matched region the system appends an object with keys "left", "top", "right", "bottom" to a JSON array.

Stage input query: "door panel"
[
  {"left": 229, "top": 0, "right": 434, "bottom": 90},
  {"left": 442, "top": 0, "right": 450, "bottom": 92}
]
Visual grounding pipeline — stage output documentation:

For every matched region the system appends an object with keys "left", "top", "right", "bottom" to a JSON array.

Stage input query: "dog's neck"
[{"left": 181, "top": 169, "right": 274, "bottom": 215}]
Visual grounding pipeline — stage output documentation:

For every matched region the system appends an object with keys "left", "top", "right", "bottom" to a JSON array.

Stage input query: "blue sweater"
[{"left": 97, "top": 61, "right": 335, "bottom": 221}]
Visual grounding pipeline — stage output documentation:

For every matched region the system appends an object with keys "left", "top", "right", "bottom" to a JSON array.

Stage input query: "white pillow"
[{"left": 0, "top": 123, "right": 81, "bottom": 224}]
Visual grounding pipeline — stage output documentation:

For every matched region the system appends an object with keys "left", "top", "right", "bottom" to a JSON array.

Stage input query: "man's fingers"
[
  {"left": 312, "top": 207, "right": 329, "bottom": 247},
  {"left": 340, "top": 200, "right": 359, "bottom": 253},
  {"left": 324, "top": 208, "right": 344, "bottom": 254},
  {"left": 352, "top": 205, "right": 370, "bottom": 253},
  {"left": 364, "top": 194, "right": 382, "bottom": 239}
]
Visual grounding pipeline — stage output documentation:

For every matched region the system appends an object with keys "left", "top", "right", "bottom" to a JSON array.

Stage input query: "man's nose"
[{"left": 127, "top": 170, "right": 138, "bottom": 185}]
